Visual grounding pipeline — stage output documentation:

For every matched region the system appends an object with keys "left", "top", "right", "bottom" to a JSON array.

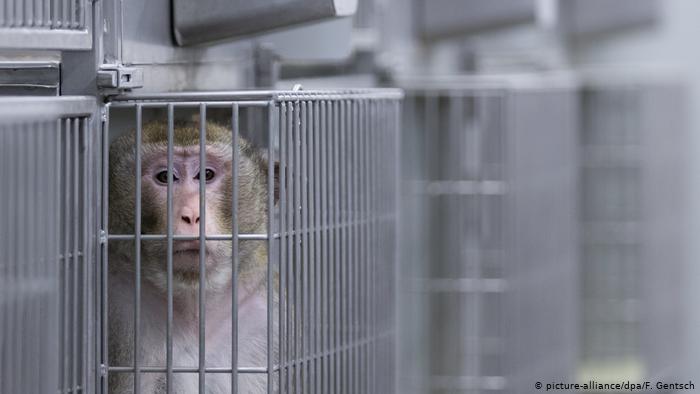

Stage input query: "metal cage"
[
  {"left": 397, "top": 75, "right": 578, "bottom": 394},
  {"left": 0, "top": 96, "right": 98, "bottom": 394},
  {"left": 101, "top": 89, "right": 402, "bottom": 393},
  {"left": 0, "top": 0, "right": 92, "bottom": 49},
  {"left": 578, "top": 76, "right": 686, "bottom": 383}
]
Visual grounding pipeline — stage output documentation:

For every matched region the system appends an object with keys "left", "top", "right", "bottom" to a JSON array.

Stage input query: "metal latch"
[{"left": 97, "top": 65, "right": 144, "bottom": 90}]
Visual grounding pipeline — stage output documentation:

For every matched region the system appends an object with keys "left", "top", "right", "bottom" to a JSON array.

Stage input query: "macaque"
[{"left": 108, "top": 120, "right": 272, "bottom": 393}]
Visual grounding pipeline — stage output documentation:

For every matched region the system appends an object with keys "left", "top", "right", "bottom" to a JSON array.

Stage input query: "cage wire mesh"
[
  {"left": 578, "top": 79, "right": 686, "bottom": 383},
  {"left": 0, "top": 0, "right": 86, "bottom": 29},
  {"left": 397, "top": 76, "right": 578, "bottom": 394},
  {"left": 0, "top": 96, "right": 98, "bottom": 394},
  {"left": 102, "top": 89, "right": 401, "bottom": 394},
  {"left": 0, "top": 0, "right": 91, "bottom": 49}
]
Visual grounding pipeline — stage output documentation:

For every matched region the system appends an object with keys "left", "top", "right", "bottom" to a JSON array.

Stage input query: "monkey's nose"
[{"left": 180, "top": 206, "right": 200, "bottom": 225}]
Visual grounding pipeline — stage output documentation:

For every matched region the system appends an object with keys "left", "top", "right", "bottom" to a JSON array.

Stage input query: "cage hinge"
[
  {"left": 97, "top": 64, "right": 144, "bottom": 90},
  {"left": 99, "top": 230, "right": 107, "bottom": 244},
  {"left": 100, "top": 364, "right": 107, "bottom": 376}
]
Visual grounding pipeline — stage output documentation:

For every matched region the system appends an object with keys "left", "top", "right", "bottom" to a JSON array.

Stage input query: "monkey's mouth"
[
  {"left": 173, "top": 241, "right": 204, "bottom": 253},
  {"left": 173, "top": 241, "right": 209, "bottom": 256}
]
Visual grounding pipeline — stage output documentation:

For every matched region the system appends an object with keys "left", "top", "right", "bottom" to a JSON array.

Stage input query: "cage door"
[{"left": 0, "top": 96, "right": 98, "bottom": 394}]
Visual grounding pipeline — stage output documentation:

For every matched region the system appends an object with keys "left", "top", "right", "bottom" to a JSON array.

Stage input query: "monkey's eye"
[
  {"left": 194, "top": 168, "right": 216, "bottom": 183},
  {"left": 155, "top": 170, "right": 178, "bottom": 185}
]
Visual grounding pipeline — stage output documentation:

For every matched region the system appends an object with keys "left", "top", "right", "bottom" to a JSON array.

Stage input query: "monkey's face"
[
  {"left": 109, "top": 121, "right": 269, "bottom": 293},
  {"left": 139, "top": 145, "right": 234, "bottom": 277}
]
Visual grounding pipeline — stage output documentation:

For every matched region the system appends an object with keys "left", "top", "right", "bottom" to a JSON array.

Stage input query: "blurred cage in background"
[
  {"left": 577, "top": 72, "right": 686, "bottom": 384},
  {"left": 0, "top": 96, "right": 99, "bottom": 394},
  {"left": 103, "top": 89, "right": 401, "bottom": 394},
  {"left": 396, "top": 74, "right": 579, "bottom": 394}
]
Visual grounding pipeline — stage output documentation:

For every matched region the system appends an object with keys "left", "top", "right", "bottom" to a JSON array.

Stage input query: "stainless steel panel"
[
  {"left": 415, "top": 0, "right": 536, "bottom": 39},
  {"left": 558, "top": 0, "right": 658, "bottom": 36},
  {"left": 0, "top": 61, "right": 60, "bottom": 95}
]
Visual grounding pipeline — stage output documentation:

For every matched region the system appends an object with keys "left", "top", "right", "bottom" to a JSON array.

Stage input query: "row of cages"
[
  {"left": 0, "top": 72, "right": 686, "bottom": 394},
  {"left": 0, "top": 1, "right": 683, "bottom": 394},
  {"left": 394, "top": 74, "right": 686, "bottom": 394},
  {"left": 0, "top": 0, "right": 659, "bottom": 51},
  {"left": 397, "top": 75, "right": 579, "bottom": 394},
  {"left": 0, "top": 90, "right": 402, "bottom": 394}
]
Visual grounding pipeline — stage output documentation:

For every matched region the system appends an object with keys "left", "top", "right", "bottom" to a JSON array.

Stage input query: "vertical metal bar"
[
  {"left": 34, "top": 0, "right": 41, "bottom": 27},
  {"left": 338, "top": 98, "right": 344, "bottom": 394},
  {"left": 166, "top": 104, "right": 175, "bottom": 394},
  {"left": 267, "top": 101, "right": 276, "bottom": 394},
  {"left": 72, "top": 118, "right": 80, "bottom": 393},
  {"left": 362, "top": 98, "right": 369, "bottom": 394},
  {"left": 43, "top": 0, "right": 49, "bottom": 27},
  {"left": 393, "top": 99, "right": 401, "bottom": 394},
  {"left": 370, "top": 100, "right": 378, "bottom": 393},
  {"left": 199, "top": 103, "right": 207, "bottom": 394},
  {"left": 5, "top": 123, "right": 14, "bottom": 393},
  {"left": 62, "top": 0, "right": 67, "bottom": 27},
  {"left": 17, "top": 122, "right": 27, "bottom": 394},
  {"left": 341, "top": 99, "right": 349, "bottom": 394},
  {"left": 351, "top": 99, "right": 360, "bottom": 394},
  {"left": 356, "top": 98, "right": 363, "bottom": 393},
  {"left": 329, "top": 98, "right": 334, "bottom": 394},
  {"left": 13, "top": 0, "right": 20, "bottom": 27},
  {"left": 294, "top": 100, "right": 302, "bottom": 394},
  {"left": 32, "top": 122, "right": 41, "bottom": 394},
  {"left": 474, "top": 93, "right": 484, "bottom": 390},
  {"left": 347, "top": 99, "right": 354, "bottom": 394},
  {"left": 332, "top": 99, "right": 340, "bottom": 394},
  {"left": 33, "top": 122, "right": 40, "bottom": 393},
  {"left": 15, "top": 123, "right": 23, "bottom": 394},
  {"left": 366, "top": 101, "right": 373, "bottom": 394},
  {"left": 62, "top": 118, "right": 70, "bottom": 393},
  {"left": 279, "top": 102, "right": 288, "bottom": 394},
  {"left": 82, "top": 116, "right": 90, "bottom": 394},
  {"left": 339, "top": 99, "right": 346, "bottom": 394},
  {"left": 301, "top": 100, "right": 309, "bottom": 392},
  {"left": 308, "top": 99, "right": 315, "bottom": 394},
  {"left": 309, "top": 101, "right": 320, "bottom": 393},
  {"left": 39, "top": 121, "right": 46, "bottom": 391},
  {"left": 134, "top": 104, "right": 143, "bottom": 394},
  {"left": 285, "top": 100, "right": 294, "bottom": 393},
  {"left": 319, "top": 100, "right": 329, "bottom": 394},
  {"left": 231, "top": 103, "right": 239, "bottom": 394},
  {"left": 3, "top": 124, "right": 8, "bottom": 393},
  {"left": 27, "top": 121, "right": 34, "bottom": 394},
  {"left": 81, "top": 0, "right": 86, "bottom": 27},
  {"left": 312, "top": 100, "right": 321, "bottom": 394},
  {"left": 102, "top": 107, "right": 110, "bottom": 394},
  {"left": 8, "top": 0, "right": 14, "bottom": 27},
  {"left": 25, "top": 0, "right": 32, "bottom": 27}
]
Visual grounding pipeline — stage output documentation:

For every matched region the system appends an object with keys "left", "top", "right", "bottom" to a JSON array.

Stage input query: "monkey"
[{"left": 107, "top": 119, "right": 274, "bottom": 393}]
